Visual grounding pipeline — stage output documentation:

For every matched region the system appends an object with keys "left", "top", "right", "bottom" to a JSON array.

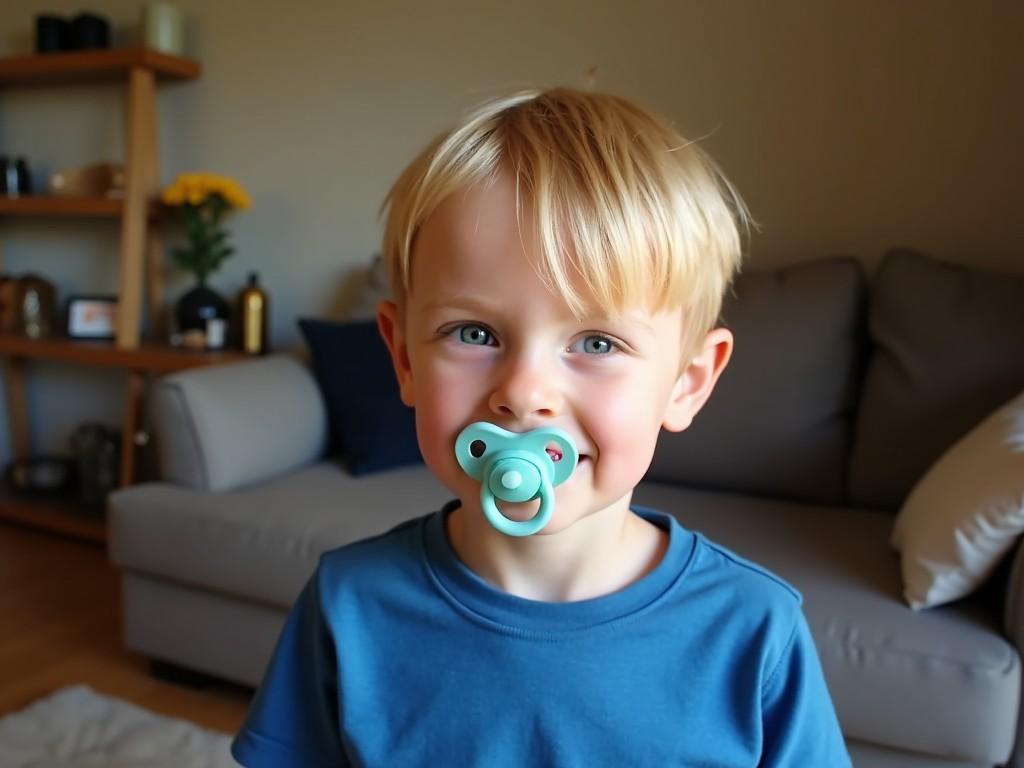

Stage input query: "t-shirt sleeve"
[
  {"left": 231, "top": 567, "right": 348, "bottom": 767},
  {"left": 760, "top": 611, "right": 852, "bottom": 767}
]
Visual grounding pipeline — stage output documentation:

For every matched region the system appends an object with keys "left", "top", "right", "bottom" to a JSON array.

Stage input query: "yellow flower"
[
  {"left": 160, "top": 172, "right": 252, "bottom": 209},
  {"left": 223, "top": 180, "right": 252, "bottom": 209},
  {"left": 160, "top": 183, "right": 184, "bottom": 205}
]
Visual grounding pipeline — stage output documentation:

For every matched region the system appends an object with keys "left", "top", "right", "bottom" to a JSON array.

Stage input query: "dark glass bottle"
[{"left": 15, "top": 157, "right": 32, "bottom": 195}]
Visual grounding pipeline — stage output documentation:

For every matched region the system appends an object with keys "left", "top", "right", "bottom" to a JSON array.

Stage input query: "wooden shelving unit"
[{"left": 0, "top": 48, "right": 242, "bottom": 544}]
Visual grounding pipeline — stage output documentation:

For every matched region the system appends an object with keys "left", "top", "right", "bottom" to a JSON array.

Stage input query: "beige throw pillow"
[{"left": 892, "top": 388, "right": 1024, "bottom": 610}]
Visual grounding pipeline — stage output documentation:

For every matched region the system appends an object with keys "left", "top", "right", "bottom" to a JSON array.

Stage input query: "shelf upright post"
[
  {"left": 143, "top": 90, "right": 166, "bottom": 343},
  {"left": 118, "top": 65, "right": 159, "bottom": 485},
  {"left": 3, "top": 357, "right": 30, "bottom": 462},
  {"left": 120, "top": 368, "right": 147, "bottom": 487},
  {"left": 117, "top": 65, "right": 157, "bottom": 350}
]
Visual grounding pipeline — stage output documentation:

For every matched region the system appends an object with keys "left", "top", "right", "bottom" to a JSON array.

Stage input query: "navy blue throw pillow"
[{"left": 298, "top": 318, "right": 422, "bottom": 475}]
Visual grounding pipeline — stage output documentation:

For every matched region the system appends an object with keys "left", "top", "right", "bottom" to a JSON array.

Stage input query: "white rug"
[{"left": 0, "top": 685, "right": 242, "bottom": 768}]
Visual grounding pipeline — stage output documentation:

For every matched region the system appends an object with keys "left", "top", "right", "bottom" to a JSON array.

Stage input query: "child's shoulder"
[
  {"left": 299, "top": 511, "right": 440, "bottom": 623},
  {"left": 317, "top": 512, "right": 428, "bottom": 576},
  {"left": 693, "top": 530, "right": 802, "bottom": 605},
  {"left": 654, "top": 509, "right": 808, "bottom": 669},
  {"left": 637, "top": 505, "right": 802, "bottom": 621}
]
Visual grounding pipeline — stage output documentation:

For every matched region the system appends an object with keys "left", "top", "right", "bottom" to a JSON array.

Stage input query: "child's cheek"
[
  {"left": 587, "top": 390, "right": 663, "bottom": 489},
  {"left": 412, "top": 376, "right": 475, "bottom": 489}
]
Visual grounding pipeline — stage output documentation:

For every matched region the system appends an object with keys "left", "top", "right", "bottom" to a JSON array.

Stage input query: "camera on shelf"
[{"left": 35, "top": 13, "right": 111, "bottom": 54}]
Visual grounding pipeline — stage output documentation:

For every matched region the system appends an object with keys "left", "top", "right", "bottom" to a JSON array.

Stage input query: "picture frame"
[{"left": 66, "top": 295, "right": 118, "bottom": 340}]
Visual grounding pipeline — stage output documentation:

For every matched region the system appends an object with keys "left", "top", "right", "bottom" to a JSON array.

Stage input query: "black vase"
[{"left": 176, "top": 281, "right": 229, "bottom": 333}]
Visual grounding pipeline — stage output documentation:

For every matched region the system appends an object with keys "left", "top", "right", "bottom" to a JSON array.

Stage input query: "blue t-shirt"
[{"left": 232, "top": 502, "right": 850, "bottom": 767}]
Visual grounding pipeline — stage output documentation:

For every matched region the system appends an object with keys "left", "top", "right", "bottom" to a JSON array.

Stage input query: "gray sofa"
[{"left": 108, "top": 249, "right": 1024, "bottom": 767}]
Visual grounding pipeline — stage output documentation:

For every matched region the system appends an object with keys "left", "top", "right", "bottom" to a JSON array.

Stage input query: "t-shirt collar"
[{"left": 421, "top": 499, "right": 697, "bottom": 635}]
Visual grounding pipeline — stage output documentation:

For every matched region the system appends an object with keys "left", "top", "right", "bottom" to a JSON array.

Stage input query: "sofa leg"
[{"left": 148, "top": 658, "right": 222, "bottom": 689}]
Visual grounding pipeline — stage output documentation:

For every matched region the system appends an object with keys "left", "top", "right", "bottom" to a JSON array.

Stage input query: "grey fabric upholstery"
[
  {"left": 1004, "top": 540, "right": 1024, "bottom": 767},
  {"left": 1007, "top": 541, "right": 1024, "bottom": 653},
  {"left": 108, "top": 462, "right": 451, "bottom": 609},
  {"left": 121, "top": 572, "right": 287, "bottom": 687},
  {"left": 848, "top": 249, "right": 1024, "bottom": 511},
  {"left": 846, "top": 742, "right": 987, "bottom": 768},
  {"left": 150, "top": 354, "right": 328, "bottom": 492},
  {"left": 633, "top": 482, "right": 1020, "bottom": 766},
  {"left": 647, "top": 257, "right": 867, "bottom": 505}
]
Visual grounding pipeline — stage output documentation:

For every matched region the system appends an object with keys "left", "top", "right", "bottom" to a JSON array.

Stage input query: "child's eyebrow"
[
  {"left": 420, "top": 297, "right": 659, "bottom": 336},
  {"left": 421, "top": 297, "right": 495, "bottom": 315}
]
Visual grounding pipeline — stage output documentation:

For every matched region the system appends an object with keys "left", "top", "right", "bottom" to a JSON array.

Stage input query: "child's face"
[{"left": 379, "top": 169, "right": 727, "bottom": 535}]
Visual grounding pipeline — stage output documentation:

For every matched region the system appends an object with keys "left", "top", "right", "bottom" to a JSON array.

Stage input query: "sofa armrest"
[{"left": 150, "top": 353, "right": 328, "bottom": 491}]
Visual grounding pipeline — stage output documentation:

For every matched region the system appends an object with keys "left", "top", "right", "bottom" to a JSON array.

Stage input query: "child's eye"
[
  {"left": 451, "top": 323, "right": 495, "bottom": 346},
  {"left": 570, "top": 334, "right": 619, "bottom": 355}
]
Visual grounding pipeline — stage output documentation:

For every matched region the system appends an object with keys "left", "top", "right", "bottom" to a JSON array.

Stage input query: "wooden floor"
[{"left": 0, "top": 520, "right": 253, "bottom": 734}]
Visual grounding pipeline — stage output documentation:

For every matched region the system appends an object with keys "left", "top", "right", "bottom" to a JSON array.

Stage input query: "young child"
[{"left": 231, "top": 88, "right": 850, "bottom": 766}]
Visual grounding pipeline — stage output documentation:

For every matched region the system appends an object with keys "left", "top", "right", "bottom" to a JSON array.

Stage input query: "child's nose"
[{"left": 487, "top": 356, "right": 564, "bottom": 421}]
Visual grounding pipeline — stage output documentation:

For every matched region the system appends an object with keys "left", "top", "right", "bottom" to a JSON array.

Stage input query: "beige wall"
[{"left": 0, "top": 0, "right": 1021, "bottom": 459}]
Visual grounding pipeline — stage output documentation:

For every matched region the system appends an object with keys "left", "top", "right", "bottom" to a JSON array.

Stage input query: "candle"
[{"left": 143, "top": 2, "right": 184, "bottom": 55}]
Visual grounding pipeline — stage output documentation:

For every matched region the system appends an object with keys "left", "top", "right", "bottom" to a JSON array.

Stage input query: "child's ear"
[
  {"left": 661, "top": 328, "right": 733, "bottom": 432},
  {"left": 376, "top": 300, "right": 416, "bottom": 407}
]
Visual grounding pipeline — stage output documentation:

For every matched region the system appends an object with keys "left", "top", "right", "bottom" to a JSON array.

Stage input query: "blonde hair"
[{"left": 380, "top": 87, "right": 751, "bottom": 360}]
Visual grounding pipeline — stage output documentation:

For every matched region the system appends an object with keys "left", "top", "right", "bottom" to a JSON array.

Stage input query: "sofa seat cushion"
[
  {"left": 108, "top": 462, "right": 451, "bottom": 609},
  {"left": 633, "top": 482, "right": 1020, "bottom": 765}
]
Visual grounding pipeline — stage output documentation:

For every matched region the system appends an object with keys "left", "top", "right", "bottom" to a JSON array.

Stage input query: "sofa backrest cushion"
[
  {"left": 847, "top": 248, "right": 1024, "bottom": 512},
  {"left": 646, "top": 257, "right": 867, "bottom": 504}
]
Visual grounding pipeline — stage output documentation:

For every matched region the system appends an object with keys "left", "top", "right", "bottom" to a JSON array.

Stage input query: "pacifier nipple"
[{"left": 454, "top": 422, "right": 579, "bottom": 537}]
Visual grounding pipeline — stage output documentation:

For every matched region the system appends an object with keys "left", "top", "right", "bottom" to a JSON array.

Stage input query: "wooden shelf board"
[
  {"left": 0, "top": 195, "right": 165, "bottom": 218},
  {"left": 0, "top": 47, "right": 200, "bottom": 85},
  {"left": 0, "top": 195, "right": 120, "bottom": 217},
  {"left": 0, "top": 493, "right": 106, "bottom": 544},
  {"left": 0, "top": 334, "right": 250, "bottom": 373}
]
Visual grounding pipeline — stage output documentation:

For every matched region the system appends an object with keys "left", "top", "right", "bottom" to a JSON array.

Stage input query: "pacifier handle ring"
[{"left": 481, "top": 475, "right": 554, "bottom": 537}]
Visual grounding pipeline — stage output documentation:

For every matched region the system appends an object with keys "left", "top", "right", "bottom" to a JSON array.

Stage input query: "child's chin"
[{"left": 492, "top": 499, "right": 542, "bottom": 524}]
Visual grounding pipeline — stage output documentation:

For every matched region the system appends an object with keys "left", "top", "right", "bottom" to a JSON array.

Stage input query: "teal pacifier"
[{"left": 455, "top": 422, "right": 578, "bottom": 537}]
